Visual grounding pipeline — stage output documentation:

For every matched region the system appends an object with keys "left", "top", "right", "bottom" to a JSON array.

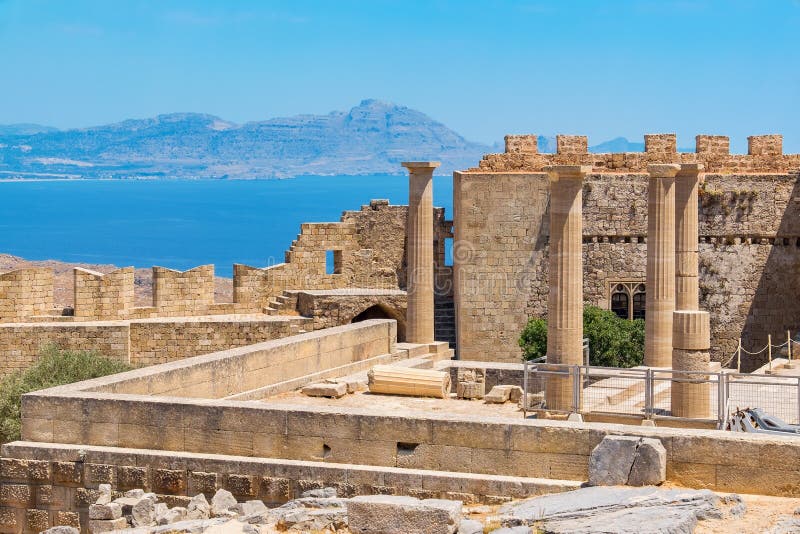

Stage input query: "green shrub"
[
  {"left": 519, "top": 306, "right": 645, "bottom": 368},
  {"left": 0, "top": 344, "right": 133, "bottom": 444}
]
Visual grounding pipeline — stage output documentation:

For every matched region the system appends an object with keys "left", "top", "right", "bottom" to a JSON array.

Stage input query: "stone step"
[{"left": 395, "top": 342, "right": 431, "bottom": 358}]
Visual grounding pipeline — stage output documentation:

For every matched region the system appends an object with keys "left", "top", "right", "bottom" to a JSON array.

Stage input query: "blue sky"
[{"left": 0, "top": 0, "right": 798, "bottom": 151}]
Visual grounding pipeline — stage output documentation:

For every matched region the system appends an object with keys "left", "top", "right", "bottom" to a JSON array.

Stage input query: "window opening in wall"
[
  {"left": 608, "top": 281, "right": 646, "bottom": 321},
  {"left": 444, "top": 237, "right": 454, "bottom": 267},
  {"left": 326, "top": 250, "right": 342, "bottom": 275}
]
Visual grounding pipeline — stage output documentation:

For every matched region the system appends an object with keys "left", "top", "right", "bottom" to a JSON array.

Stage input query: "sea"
[{"left": 0, "top": 175, "right": 454, "bottom": 277}]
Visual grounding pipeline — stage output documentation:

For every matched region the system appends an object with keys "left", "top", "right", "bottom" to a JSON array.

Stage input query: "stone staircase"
[
  {"left": 263, "top": 290, "right": 300, "bottom": 316},
  {"left": 434, "top": 297, "right": 457, "bottom": 352}
]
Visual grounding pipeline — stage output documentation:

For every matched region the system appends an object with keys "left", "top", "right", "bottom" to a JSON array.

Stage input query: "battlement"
[{"left": 476, "top": 133, "right": 800, "bottom": 173}]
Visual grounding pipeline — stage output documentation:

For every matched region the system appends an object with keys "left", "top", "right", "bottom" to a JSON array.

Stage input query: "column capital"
[
  {"left": 402, "top": 161, "right": 441, "bottom": 173},
  {"left": 544, "top": 165, "right": 592, "bottom": 181},
  {"left": 647, "top": 163, "right": 681, "bottom": 178},
  {"left": 676, "top": 163, "right": 704, "bottom": 178}
]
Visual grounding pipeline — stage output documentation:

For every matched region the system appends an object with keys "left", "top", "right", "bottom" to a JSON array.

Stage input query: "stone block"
[
  {"left": 484, "top": 385, "right": 513, "bottom": 404},
  {"left": 504, "top": 135, "right": 537, "bottom": 155},
  {"left": 588, "top": 436, "right": 666, "bottom": 487},
  {"left": 26, "top": 509, "right": 50, "bottom": 533},
  {"left": 210, "top": 489, "right": 237, "bottom": 516},
  {"left": 348, "top": 495, "right": 462, "bottom": 534},
  {"left": 556, "top": 135, "right": 588, "bottom": 155},
  {"left": 89, "top": 503, "right": 122, "bottom": 520},
  {"left": 87, "top": 517, "right": 127, "bottom": 533},
  {"left": 301, "top": 381, "right": 347, "bottom": 398},
  {"left": 54, "top": 511, "right": 81, "bottom": 529},
  {"left": 153, "top": 469, "right": 186, "bottom": 495}
]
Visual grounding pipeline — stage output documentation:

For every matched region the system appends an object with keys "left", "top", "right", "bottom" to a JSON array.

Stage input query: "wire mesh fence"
[{"left": 523, "top": 363, "right": 800, "bottom": 426}]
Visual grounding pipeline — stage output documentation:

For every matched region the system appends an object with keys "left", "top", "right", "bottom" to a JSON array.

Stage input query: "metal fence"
[{"left": 522, "top": 362, "right": 800, "bottom": 427}]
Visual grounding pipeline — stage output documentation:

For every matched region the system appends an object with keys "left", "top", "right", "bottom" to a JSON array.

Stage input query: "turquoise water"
[{"left": 0, "top": 175, "right": 454, "bottom": 277}]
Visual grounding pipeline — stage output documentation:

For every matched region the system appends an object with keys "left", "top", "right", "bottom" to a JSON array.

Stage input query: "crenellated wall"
[
  {"left": 73, "top": 268, "right": 134, "bottom": 320},
  {"left": 152, "top": 265, "right": 215, "bottom": 316},
  {"left": 0, "top": 269, "right": 54, "bottom": 323},
  {"left": 479, "top": 133, "right": 800, "bottom": 174}
]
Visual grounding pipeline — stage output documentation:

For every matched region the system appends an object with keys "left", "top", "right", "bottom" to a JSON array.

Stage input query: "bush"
[
  {"left": 0, "top": 344, "right": 133, "bottom": 444},
  {"left": 519, "top": 306, "right": 645, "bottom": 368}
]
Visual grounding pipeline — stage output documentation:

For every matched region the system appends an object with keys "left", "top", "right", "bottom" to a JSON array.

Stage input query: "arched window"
[
  {"left": 632, "top": 284, "right": 646, "bottom": 320},
  {"left": 611, "top": 284, "right": 630, "bottom": 319}
]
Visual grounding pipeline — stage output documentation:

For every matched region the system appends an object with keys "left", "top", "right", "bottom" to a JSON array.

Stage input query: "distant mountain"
[
  {"left": 0, "top": 124, "right": 59, "bottom": 136},
  {"left": 0, "top": 104, "right": 689, "bottom": 180},
  {"left": 0, "top": 100, "right": 491, "bottom": 179}
]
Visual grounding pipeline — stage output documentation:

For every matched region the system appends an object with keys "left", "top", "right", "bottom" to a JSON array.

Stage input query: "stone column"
[
  {"left": 402, "top": 161, "right": 440, "bottom": 344},
  {"left": 675, "top": 164, "right": 703, "bottom": 311},
  {"left": 672, "top": 310, "right": 712, "bottom": 418},
  {"left": 645, "top": 164, "right": 681, "bottom": 368},
  {"left": 545, "top": 165, "right": 590, "bottom": 411}
]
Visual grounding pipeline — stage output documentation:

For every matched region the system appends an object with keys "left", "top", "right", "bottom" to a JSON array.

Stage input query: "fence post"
[
  {"left": 572, "top": 365, "right": 581, "bottom": 413},
  {"left": 717, "top": 372, "right": 726, "bottom": 428},
  {"left": 644, "top": 368, "right": 653, "bottom": 419},
  {"left": 797, "top": 377, "right": 800, "bottom": 425},
  {"left": 768, "top": 334, "right": 773, "bottom": 371},
  {"left": 737, "top": 338, "right": 742, "bottom": 372},
  {"left": 523, "top": 358, "right": 528, "bottom": 419},
  {"left": 789, "top": 330, "right": 793, "bottom": 361}
]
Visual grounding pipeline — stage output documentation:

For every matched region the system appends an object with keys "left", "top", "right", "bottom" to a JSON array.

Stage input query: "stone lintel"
[
  {"left": 646, "top": 164, "right": 681, "bottom": 178},
  {"left": 677, "top": 163, "right": 704, "bottom": 177},
  {"left": 402, "top": 162, "right": 441, "bottom": 172},
  {"left": 544, "top": 165, "right": 592, "bottom": 181}
]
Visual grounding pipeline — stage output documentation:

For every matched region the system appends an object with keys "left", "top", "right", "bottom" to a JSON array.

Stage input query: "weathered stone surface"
[
  {"left": 157, "top": 506, "right": 187, "bottom": 525},
  {"left": 96, "top": 483, "right": 112, "bottom": 504},
  {"left": 88, "top": 502, "right": 123, "bottom": 520},
  {"left": 277, "top": 507, "right": 347, "bottom": 531},
  {"left": 232, "top": 500, "right": 268, "bottom": 516},
  {"left": 500, "top": 486, "right": 720, "bottom": 529},
  {"left": 301, "top": 381, "right": 348, "bottom": 398},
  {"left": 187, "top": 493, "right": 211, "bottom": 520},
  {"left": 301, "top": 487, "right": 337, "bottom": 499},
  {"left": 132, "top": 497, "right": 157, "bottom": 527},
  {"left": 766, "top": 516, "right": 800, "bottom": 534},
  {"left": 349, "top": 495, "right": 462, "bottom": 534},
  {"left": 484, "top": 385, "right": 513, "bottom": 404},
  {"left": 543, "top": 506, "right": 697, "bottom": 534},
  {"left": 42, "top": 527, "right": 79, "bottom": 534},
  {"left": 490, "top": 528, "right": 532, "bottom": 534},
  {"left": 87, "top": 517, "right": 127, "bottom": 533},
  {"left": 211, "top": 488, "right": 238, "bottom": 516},
  {"left": 588, "top": 435, "right": 666, "bottom": 487},
  {"left": 124, "top": 489, "right": 145, "bottom": 499},
  {"left": 458, "top": 518, "right": 484, "bottom": 534}
]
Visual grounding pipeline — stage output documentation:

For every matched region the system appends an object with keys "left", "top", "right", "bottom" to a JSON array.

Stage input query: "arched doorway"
[{"left": 351, "top": 303, "right": 406, "bottom": 342}]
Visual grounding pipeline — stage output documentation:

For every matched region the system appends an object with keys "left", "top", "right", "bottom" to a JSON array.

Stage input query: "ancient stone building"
[{"left": 454, "top": 133, "right": 800, "bottom": 369}]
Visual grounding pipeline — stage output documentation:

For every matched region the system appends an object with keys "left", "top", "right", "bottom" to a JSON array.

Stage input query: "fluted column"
[
  {"left": 675, "top": 164, "right": 703, "bottom": 311},
  {"left": 402, "top": 161, "right": 440, "bottom": 344},
  {"left": 672, "top": 310, "right": 712, "bottom": 418},
  {"left": 645, "top": 164, "right": 680, "bottom": 368},
  {"left": 545, "top": 165, "right": 590, "bottom": 411}
]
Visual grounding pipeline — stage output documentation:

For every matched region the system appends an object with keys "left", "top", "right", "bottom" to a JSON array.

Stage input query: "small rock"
[
  {"left": 87, "top": 517, "right": 127, "bottom": 533},
  {"left": 89, "top": 502, "right": 123, "bottom": 520},
  {"left": 125, "top": 489, "right": 146, "bottom": 499},
  {"left": 301, "top": 487, "right": 337, "bottom": 499},
  {"left": 302, "top": 381, "right": 348, "bottom": 398},
  {"left": 233, "top": 500, "right": 268, "bottom": 516},
  {"left": 157, "top": 506, "right": 187, "bottom": 525},
  {"left": 484, "top": 385, "right": 513, "bottom": 404},
  {"left": 721, "top": 494, "right": 747, "bottom": 517},
  {"left": 132, "top": 497, "right": 157, "bottom": 527},
  {"left": 42, "top": 527, "right": 79, "bottom": 534},
  {"left": 507, "top": 386, "right": 524, "bottom": 402},
  {"left": 459, "top": 518, "right": 484, "bottom": 534},
  {"left": 187, "top": 493, "right": 211, "bottom": 520},
  {"left": 588, "top": 435, "right": 666, "bottom": 486},
  {"left": 277, "top": 508, "right": 348, "bottom": 531},
  {"left": 490, "top": 528, "right": 531, "bottom": 534},
  {"left": 211, "top": 489, "right": 239, "bottom": 516},
  {"left": 96, "top": 483, "right": 112, "bottom": 505}
]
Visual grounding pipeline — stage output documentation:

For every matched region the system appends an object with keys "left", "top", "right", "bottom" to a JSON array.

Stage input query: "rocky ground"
[
  {"left": 0, "top": 254, "right": 233, "bottom": 309},
  {"left": 40, "top": 484, "right": 800, "bottom": 534}
]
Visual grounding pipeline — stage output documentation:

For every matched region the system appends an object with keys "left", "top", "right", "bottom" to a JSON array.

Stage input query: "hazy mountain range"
[{"left": 0, "top": 100, "right": 654, "bottom": 179}]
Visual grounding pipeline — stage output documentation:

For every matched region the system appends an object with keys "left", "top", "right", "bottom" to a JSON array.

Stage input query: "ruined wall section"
[
  {"left": 0, "top": 269, "right": 54, "bottom": 323},
  {"left": 151, "top": 265, "right": 215, "bottom": 316},
  {"left": 455, "top": 169, "right": 800, "bottom": 366},
  {"left": 73, "top": 268, "right": 134, "bottom": 320}
]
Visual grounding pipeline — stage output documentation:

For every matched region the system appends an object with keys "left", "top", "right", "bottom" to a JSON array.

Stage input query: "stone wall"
[
  {"left": 0, "top": 269, "right": 53, "bottom": 323},
  {"left": 0, "top": 316, "right": 309, "bottom": 378},
  {"left": 152, "top": 266, "right": 215, "bottom": 316},
  {"left": 295, "top": 289, "right": 407, "bottom": 339},
  {"left": 0, "top": 323, "right": 129, "bottom": 377},
  {"left": 454, "top": 168, "right": 800, "bottom": 367},
  {"left": 478, "top": 133, "right": 800, "bottom": 174},
  {"left": 73, "top": 268, "right": 134, "bottom": 320}
]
